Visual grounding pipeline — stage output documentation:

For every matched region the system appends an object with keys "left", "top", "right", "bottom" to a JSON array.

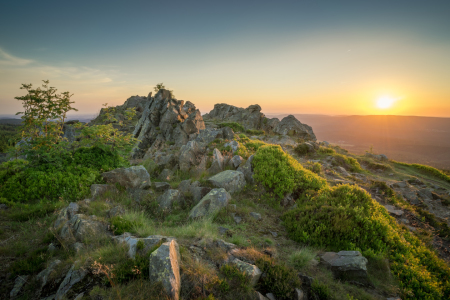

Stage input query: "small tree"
[
  {"left": 75, "top": 103, "right": 137, "bottom": 159},
  {"left": 14, "top": 80, "right": 77, "bottom": 154},
  {"left": 153, "top": 82, "right": 175, "bottom": 99}
]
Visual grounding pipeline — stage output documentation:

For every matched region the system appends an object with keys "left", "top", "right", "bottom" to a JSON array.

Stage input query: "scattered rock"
[
  {"left": 114, "top": 233, "right": 176, "bottom": 259},
  {"left": 102, "top": 166, "right": 151, "bottom": 189},
  {"left": 233, "top": 215, "right": 242, "bottom": 224},
  {"left": 108, "top": 206, "right": 125, "bottom": 218},
  {"left": 189, "top": 188, "right": 232, "bottom": 218},
  {"left": 149, "top": 240, "right": 181, "bottom": 300},
  {"left": 237, "top": 155, "right": 255, "bottom": 184},
  {"left": 384, "top": 205, "right": 404, "bottom": 217},
  {"left": 224, "top": 141, "right": 240, "bottom": 153},
  {"left": 418, "top": 188, "right": 433, "bottom": 200},
  {"left": 269, "top": 231, "right": 278, "bottom": 238},
  {"left": 208, "top": 148, "right": 225, "bottom": 175},
  {"left": 10, "top": 275, "right": 29, "bottom": 299},
  {"left": 59, "top": 214, "right": 107, "bottom": 244},
  {"left": 273, "top": 115, "right": 316, "bottom": 141},
  {"left": 266, "top": 293, "right": 276, "bottom": 300},
  {"left": 55, "top": 263, "right": 88, "bottom": 300},
  {"left": 254, "top": 291, "right": 269, "bottom": 300},
  {"left": 158, "top": 168, "right": 173, "bottom": 181},
  {"left": 90, "top": 184, "right": 118, "bottom": 199},
  {"left": 337, "top": 166, "right": 350, "bottom": 177},
  {"left": 54, "top": 202, "right": 80, "bottom": 229},
  {"left": 249, "top": 212, "right": 261, "bottom": 220},
  {"left": 219, "top": 226, "right": 230, "bottom": 235},
  {"left": 154, "top": 182, "right": 171, "bottom": 192},
  {"left": 36, "top": 260, "right": 62, "bottom": 291},
  {"left": 157, "top": 189, "right": 182, "bottom": 211},
  {"left": 295, "top": 288, "right": 305, "bottom": 300},
  {"left": 229, "top": 258, "right": 262, "bottom": 286},
  {"left": 208, "top": 170, "right": 246, "bottom": 194},
  {"left": 228, "top": 155, "right": 244, "bottom": 169},
  {"left": 0, "top": 203, "right": 8, "bottom": 210},
  {"left": 320, "top": 251, "right": 370, "bottom": 286}
]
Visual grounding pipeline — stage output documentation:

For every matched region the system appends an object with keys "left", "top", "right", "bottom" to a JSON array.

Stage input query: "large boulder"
[
  {"left": 189, "top": 188, "right": 232, "bottom": 218},
  {"left": 149, "top": 240, "right": 181, "bottom": 300},
  {"left": 102, "top": 166, "right": 151, "bottom": 189},
  {"left": 178, "top": 180, "right": 211, "bottom": 204},
  {"left": 36, "top": 260, "right": 62, "bottom": 291},
  {"left": 273, "top": 115, "right": 316, "bottom": 141},
  {"left": 131, "top": 89, "right": 205, "bottom": 158},
  {"left": 208, "top": 170, "right": 246, "bottom": 194},
  {"left": 203, "top": 103, "right": 265, "bottom": 130},
  {"left": 320, "top": 251, "right": 370, "bottom": 286},
  {"left": 59, "top": 214, "right": 107, "bottom": 244}
]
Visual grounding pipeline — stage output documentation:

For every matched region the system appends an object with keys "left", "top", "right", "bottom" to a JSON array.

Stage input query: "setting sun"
[{"left": 376, "top": 96, "right": 395, "bottom": 109}]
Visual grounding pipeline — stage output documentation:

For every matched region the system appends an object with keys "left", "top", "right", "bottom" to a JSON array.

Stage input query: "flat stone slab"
[
  {"left": 208, "top": 170, "right": 246, "bottom": 194},
  {"left": 384, "top": 205, "right": 404, "bottom": 217},
  {"left": 189, "top": 188, "right": 232, "bottom": 219}
]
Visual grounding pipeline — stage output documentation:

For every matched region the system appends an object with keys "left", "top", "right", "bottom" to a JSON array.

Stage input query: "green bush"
[
  {"left": 331, "top": 153, "right": 363, "bottom": 172},
  {"left": 294, "top": 143, "right": 311, "bottom": 156},
  {"left": 317, "top": 146, "right": 335, "bottom": 154},
  {"left": 110, "top": 216, "right": 135, "bottom": 235},
  {"left": 283, "top": 184, "right": 450, "bottom": 299},
  {"left": 308, "top": 162, "right": 322, "bottom": 174},
  {"left": 0, "top": 146, "right": 126, "bottom": 203},
  {"left": 256, "top": 257, "right": 301, "bottom": 300},
  {"left": 311, "top": 280, "right": 331, "bottom": 300},
  {"left": 10, "top": 247, "right": 50, "bottom": 276},
  {"left": 252, "top": 145, "right": 326, "bottom": 197},
  {"left": 218, "top": 122, "right": 245, "bottom": 133}
]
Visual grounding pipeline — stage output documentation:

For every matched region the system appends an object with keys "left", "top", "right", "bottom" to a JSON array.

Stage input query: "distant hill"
[{"left": 266, "top": 114, "right": 450, "bottom": 169}]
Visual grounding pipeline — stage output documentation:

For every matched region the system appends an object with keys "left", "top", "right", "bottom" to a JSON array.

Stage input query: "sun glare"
[{"left": 376, "top": 96, "right": 395, "bottom": 109}]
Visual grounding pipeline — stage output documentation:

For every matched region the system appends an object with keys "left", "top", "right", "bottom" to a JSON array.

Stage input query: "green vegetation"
[
  {"left": 288, "top": 247, "right": 317, "bottom": 270},
  {"left": 252, "top": 144, "right": 326, "bottom": 197},
  {"left": 218, "top": 122, "right": 245, "bottom": 132},
  {"left": 0, "top": 146, "right": 127, "bottom": 203},
  {"left": 331, "top": 153, "right": 363, "bottom": 172},
  {"left": 393, "top": 161, "right": 450, "bottom": 183},
  {"left": 317, "top": 146, "right": 336, "bottom": 154},
  {"left": 283, "top": 184, "right": 450, "bottom": 299},
  {"left": 256, "top": 256, "right": 301, "bottom": 300},
  {"left": 0, "top": 124, "right": 20, "bottom": 153},
  {"left": 294, "top": 143, "right": 311, "bottom": 156},
  {"left": 246, "top": 129, "right": 265, "bottom": 135}
]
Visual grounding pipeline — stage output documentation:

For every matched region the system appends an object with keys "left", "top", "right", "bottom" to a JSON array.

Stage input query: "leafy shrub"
[
  {"left": 220, "top": 264, "right": 251, "bottom": 292},
  {"left": 256, "top": 256, "right": 301, "bottom": 300},
  {"left": 317, "top": 146, "right": 335, "bottom": 154},
  {"left": 0, "top": 147, "right": 126, "bottom": 203},
  {"left": 308, "top": 162, "right": 322, "bottom": 174},
  {"left": 311, "top": 280, "right": 331, "bottom": 300},
  {"left": 294, "top": 143, "right": 310, "bottom": 156},
  {"left": 331, "top": 153, "right": 363, "bottom": 172},
  {"left": 218, "top": 122, "right": 245, "bottom": 132},
  {"left": 283, "top": 184, "right": 450, "bottom": 299},
  {"left": 110, "top": 216, "right": 135, "bottom": 235},
  {"left": 252, "top": 145, "right": 326, "bottom": 197}
]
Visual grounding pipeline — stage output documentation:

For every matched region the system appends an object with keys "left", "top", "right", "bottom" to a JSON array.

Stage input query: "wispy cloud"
[{"left": 0, "top": 48, "right": 33, "bottom": 66}]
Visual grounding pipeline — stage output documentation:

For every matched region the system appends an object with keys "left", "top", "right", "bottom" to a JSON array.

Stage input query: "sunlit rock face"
[{"left": 203, "top": 103, "right": 265, "bottom": 130}]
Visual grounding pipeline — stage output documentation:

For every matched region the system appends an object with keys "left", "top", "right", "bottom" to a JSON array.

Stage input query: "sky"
[{"left": 1, "top": 0, "right": 450, "bottom": 117}]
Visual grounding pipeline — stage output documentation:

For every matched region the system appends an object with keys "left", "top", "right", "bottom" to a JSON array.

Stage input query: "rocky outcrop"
[
  {"left": 179, "top": 141, "right": 206, "bottom": 173},
  {"left": 131, "top": 89, "right": 205, "bottom": 158},
  {"left": 208, "top": 170, "right": 246, "bottom": 194},
  {"left": 149, "top": 240, "right": 181, "bottom": 300},
  {"left": 10, "top": 275, "right": 29, "bottom": 299},
  {"left": 102, "top": 166, "right": 151, "bottom": 189},
  {"left": 320, "top": 251, "right": 370, "bottom": 286},
  {"left": 207, "top": 148, "right": 225, "bottom": 175},
  {"left": 273, "top": 115, "right": 316, "bottom": 141},
  {"left": 189, "top": 188, "right": 232, "bottom": 218},
  {"left": 203, "top": 103, "right": 265, "bottom": 130}
]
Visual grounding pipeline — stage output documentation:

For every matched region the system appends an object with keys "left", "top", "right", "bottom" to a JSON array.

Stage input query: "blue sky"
[{"left": 1, "top": 0, "right": 450, "bottom": 116}]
